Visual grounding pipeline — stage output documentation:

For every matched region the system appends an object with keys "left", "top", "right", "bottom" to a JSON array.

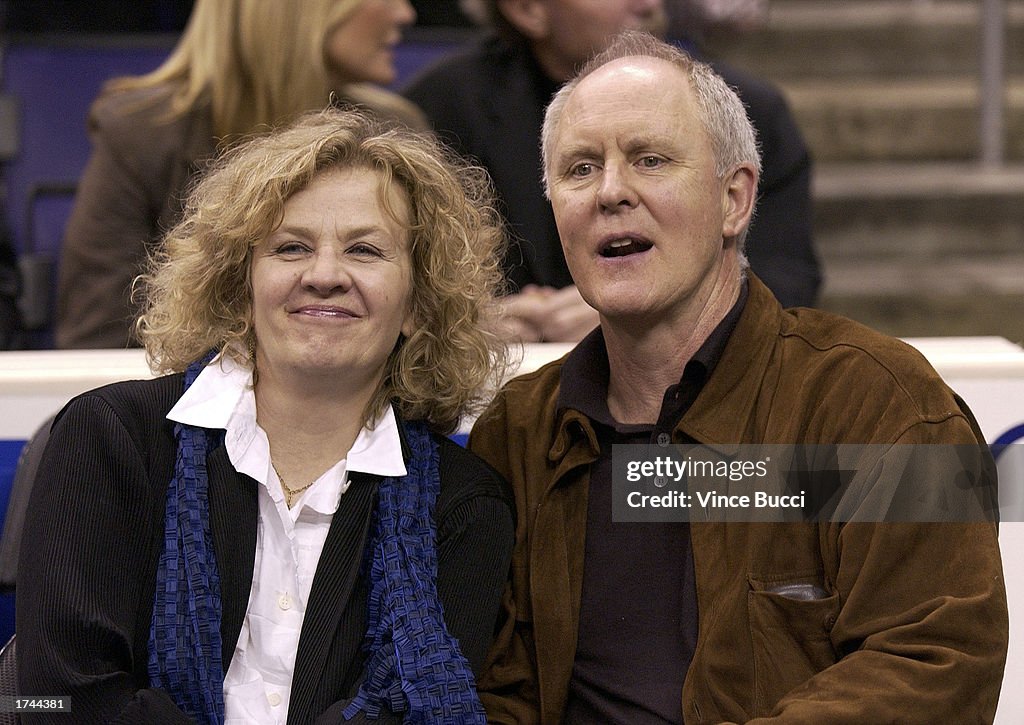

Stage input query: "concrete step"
[
  {"left": 813, "top": 162, "right": 1024, "bottom": 256},
  {"left": 819, "top": 251, "right": 1024, "bottom": 340},
  {"left": 779, "top": 77, "right": 1024, "bottom": 161},
  {"left": 819, "top": 284, "right": 1024, "bottom": 340},
  {"left": 704, "top": 0, "right": 1024, "bottom": 80},
  {"left": 819, "top": 253, "right": 1024, "bottom": 341},
  {"left": 811, "top": 162, "right": 1024, "bottom": 340},
  {"left": 822, "top": 253, "right": 1024, "bottom": 297}
]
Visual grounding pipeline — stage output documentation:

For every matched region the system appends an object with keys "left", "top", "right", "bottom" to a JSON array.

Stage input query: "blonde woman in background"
[{"left": 56, "top": 0, "right": 423, "bottom": 349}]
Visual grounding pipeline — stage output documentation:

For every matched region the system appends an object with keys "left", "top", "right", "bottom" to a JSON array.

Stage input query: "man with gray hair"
[{"left": 469, "top": 31, "right": 1007, "bottom": 724}]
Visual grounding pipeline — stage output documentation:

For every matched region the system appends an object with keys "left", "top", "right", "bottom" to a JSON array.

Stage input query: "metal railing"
[{"left": 980, "top": 0, "right": 1007, "bottom": 166}]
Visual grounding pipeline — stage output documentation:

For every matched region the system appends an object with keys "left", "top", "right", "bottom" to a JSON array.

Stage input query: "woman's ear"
[
  {"left": 400, "top": 306, "right": 417, "bottom": 339},
  {"left": 497, "top": 0, "right": 551, "bottom": 41},
  {"left": 720, "top": 163, "right": 758, "bottom": 240}
]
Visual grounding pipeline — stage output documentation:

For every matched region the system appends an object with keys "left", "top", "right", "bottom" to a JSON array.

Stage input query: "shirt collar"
[
  {"left": 557, "top": 280, "right": 749, "bottom": 428},
  {"left": 167, "top": 354, "right": 408, "bottom": 480},
  {"left": 350, "top": 406, "right": 407, "bottom": 478},
  {"left": 166, "top": 353, "right": 250, "bottom": 429},
  {"left": 293, "top": 408, "right": 406, "bottom": 516},
  {"left": 692, "top": 279, "right": 749, "bottom": 383}
]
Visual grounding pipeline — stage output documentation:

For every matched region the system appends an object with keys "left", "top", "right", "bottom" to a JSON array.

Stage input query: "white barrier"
[{"left": 2, "top": 337, "right": 1020, "bottom": 439}]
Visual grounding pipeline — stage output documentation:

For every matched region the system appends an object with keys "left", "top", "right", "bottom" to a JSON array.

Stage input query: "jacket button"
[
  {"left": 657, "top": 432, "right": 670, "bottom": 447},
  {"left": 824, "top": 613, "right": 836, "bottom": 630}
]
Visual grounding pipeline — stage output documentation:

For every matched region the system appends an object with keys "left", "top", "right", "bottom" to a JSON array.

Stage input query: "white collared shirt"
[{"left": 167, "top": 355, "right": 407, "bottom": 724}]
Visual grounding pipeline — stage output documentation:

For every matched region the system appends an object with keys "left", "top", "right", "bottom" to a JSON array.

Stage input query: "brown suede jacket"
[{"left": 468, "top": 275, "right": 1008, "bottom": 724}]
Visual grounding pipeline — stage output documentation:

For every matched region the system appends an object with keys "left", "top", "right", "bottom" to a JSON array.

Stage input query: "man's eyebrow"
[
  {"left": 553, "top": 142, "right": 596, "bottom": 163},
  {"left": 622, "top": 135, "right": 671, "bottom": 154}
]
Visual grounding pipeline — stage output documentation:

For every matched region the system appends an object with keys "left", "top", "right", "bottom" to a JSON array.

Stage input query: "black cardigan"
[{"left": 16, "top": 374, "right": 514, "bottom": 724}]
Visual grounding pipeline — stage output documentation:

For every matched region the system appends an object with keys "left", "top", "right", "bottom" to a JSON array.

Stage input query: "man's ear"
[
  {"left": 497, "top": 0, "right": 550, "bottom": 40},
  {"left": 721, "top": 163, "right": 758, "bottom": 240}
]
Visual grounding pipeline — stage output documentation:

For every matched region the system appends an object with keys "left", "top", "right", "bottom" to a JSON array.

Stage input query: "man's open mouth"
[{"left": 600, "top": 237, "right": 654, "bottom": 258}]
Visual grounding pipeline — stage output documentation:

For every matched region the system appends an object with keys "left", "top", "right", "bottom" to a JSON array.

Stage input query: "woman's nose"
[{"left": 300, "top": 249, "right": 352, "bottom": 293}]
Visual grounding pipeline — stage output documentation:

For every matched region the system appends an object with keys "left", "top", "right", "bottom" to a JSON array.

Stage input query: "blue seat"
[{"left": 0, "top": 415, "right": 54, "bottom": 593}]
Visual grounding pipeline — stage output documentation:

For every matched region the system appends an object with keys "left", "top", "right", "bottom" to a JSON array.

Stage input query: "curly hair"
[{"left": 136, "top": 108, "right": 509, "bottom": 433}]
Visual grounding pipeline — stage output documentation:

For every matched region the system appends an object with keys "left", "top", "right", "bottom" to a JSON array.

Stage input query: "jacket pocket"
[{"left": 747, "top": 573, "right": 839, "bottom": 715}]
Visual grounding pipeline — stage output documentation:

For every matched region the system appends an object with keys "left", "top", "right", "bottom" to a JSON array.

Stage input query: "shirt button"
[
  {"left": 267, "top": 692, "right": 282, "bottom": 707},
  {"left": 278, "top": 593, "right": 292, "bottom": 611}
]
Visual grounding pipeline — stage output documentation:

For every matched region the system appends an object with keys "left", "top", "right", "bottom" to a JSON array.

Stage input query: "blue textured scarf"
[
  {"left": 148, "top": 355, "right": 485, "bottom": 723},
  {"left": 148, "top": 352, "right": 225, "bottom": 723},
  {"left": 344, "top": 420, "right": 486, "bottom": 724}
]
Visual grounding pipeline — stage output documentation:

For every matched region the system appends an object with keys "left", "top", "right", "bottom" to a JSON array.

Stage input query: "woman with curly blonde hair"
[
  {"left": 57, "top": 0, "right": 425, "bottom": 349},
  {"left": 18, "top": 109, "right": 512, "bottom": 724},
  {"left": 139, "top": 106, "right": 507, "bottom": 433}
]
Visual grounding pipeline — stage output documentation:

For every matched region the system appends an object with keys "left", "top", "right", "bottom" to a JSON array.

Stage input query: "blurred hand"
[
  {"left": 534, "top": 285, "right": 599, "bottom": 342},
  {"left": 488, "top": 285, "right": 598, "bottom": 344},
  {"left": 487, "top": 286, "right": 549, "bottom": 343}
]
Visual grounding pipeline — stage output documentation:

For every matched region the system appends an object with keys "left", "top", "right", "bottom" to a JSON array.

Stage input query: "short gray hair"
[{"left": 542, "top": 30, "right": 761, "bottom": 194}]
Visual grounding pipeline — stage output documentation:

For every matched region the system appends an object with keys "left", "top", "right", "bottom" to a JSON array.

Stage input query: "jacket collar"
[
  {"left": 547, "top": 329, "right": 604, "bottom": 485},
  {"left": 546, "top": 408, "right": 601, "bottom": 497},
  {"left": 680, "top": 274, "right": 783, "bottom": 444}
]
